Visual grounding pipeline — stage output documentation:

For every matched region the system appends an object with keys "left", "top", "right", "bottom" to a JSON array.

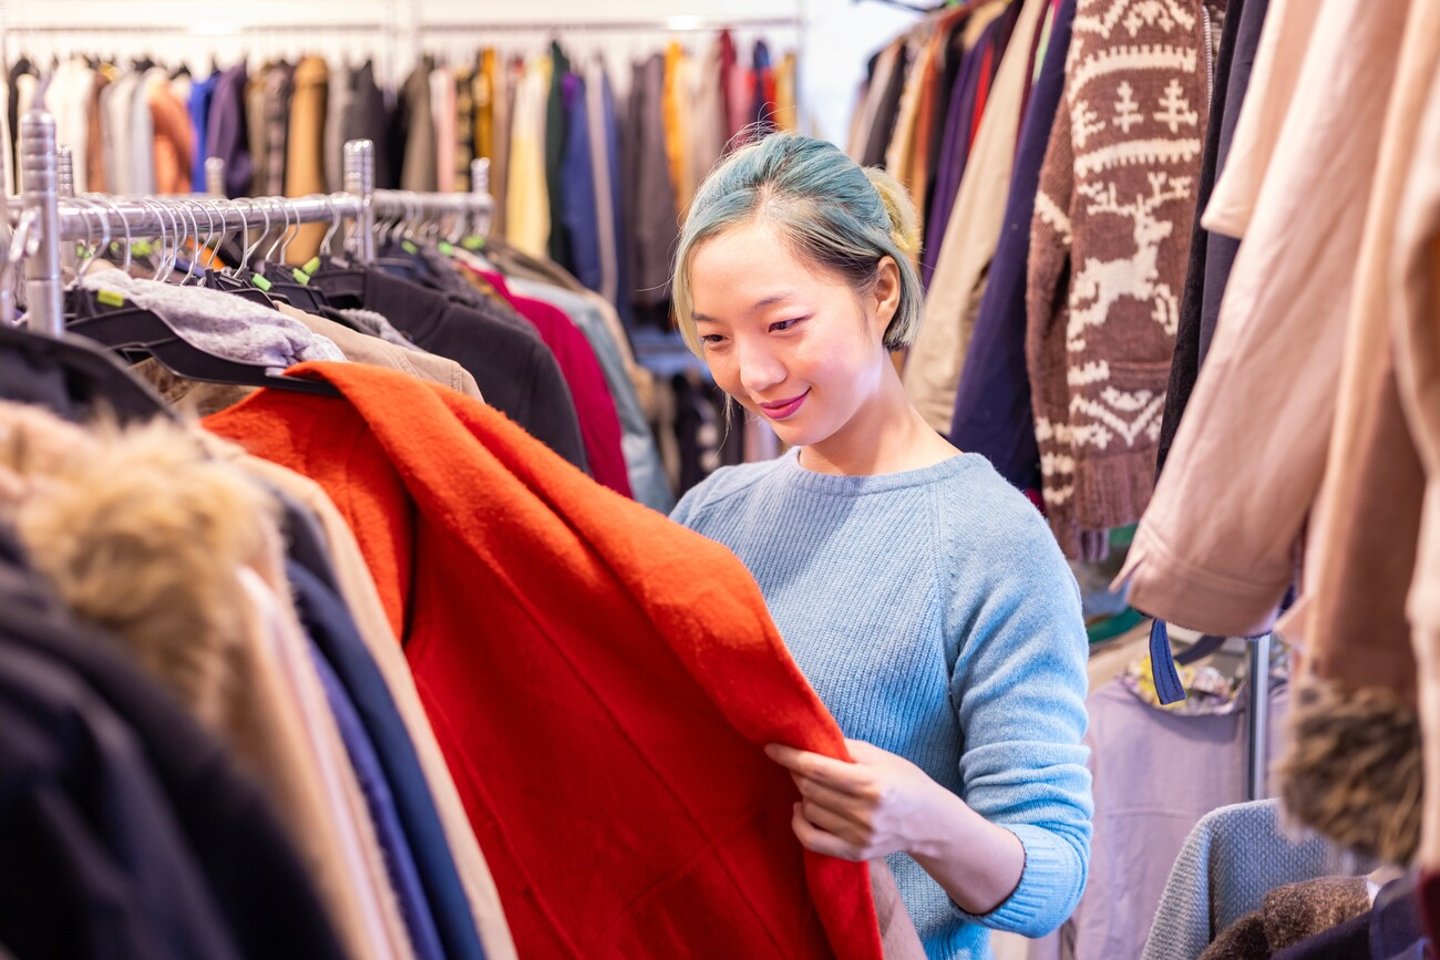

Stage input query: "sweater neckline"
[{"left": 778, "top": 447, "right": 981, "bottom": 494}]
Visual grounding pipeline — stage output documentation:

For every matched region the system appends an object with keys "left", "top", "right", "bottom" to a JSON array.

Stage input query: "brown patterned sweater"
[{"left": 1026, "top": 0, "right": 1209, "bottom": 557}]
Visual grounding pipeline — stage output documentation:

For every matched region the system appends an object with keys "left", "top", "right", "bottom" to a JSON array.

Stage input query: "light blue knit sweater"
[{"left": 672, "top": 449, "right": 1093, "bottom": 960}]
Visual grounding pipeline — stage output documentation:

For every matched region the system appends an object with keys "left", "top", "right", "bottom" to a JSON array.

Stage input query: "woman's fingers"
[
  {"left": 790, "top": 803, "right": 864, "bottom": 861},
  {"left": 765, "top": 743, "right": 872, "bottom": 794}
]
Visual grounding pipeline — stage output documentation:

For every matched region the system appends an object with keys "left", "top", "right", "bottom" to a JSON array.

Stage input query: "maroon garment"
[{"left": 466, "top": 265, "right": 633, "bottom": 498}]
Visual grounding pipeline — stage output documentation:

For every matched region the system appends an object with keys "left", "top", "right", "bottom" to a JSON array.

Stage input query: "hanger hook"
[
  {"left": 73, "top": 196, "right": 112, "bottom": 281},
  {"left": 159, "top": 200, "right": 185, "bottom": 282},
  {"left": 197, "top": 198, "right": 223, "bottom": 281},
  {"left": 320, "top": 193, "right": 342, "bottom": 258},
  {"left": 154, "top": 199, "right": 184, "bottom": 282},
  {"left": 95, "top": 195, "right": 133, "bottom": 274},
  {"left": 278, "top": 199, "right": 301, "bottom": 264},
  {"left": 241, "top": 198, "right": 271, "bottom": 272},
  {"left": 219, "top": 195, "right": 245, "bottom": 270},
  {"left": 263, "top": 198, "right": 290, "bottom": 263},
  {"left": 67, "top": 198, "right": 99, "bottom": 282},
  {"left": 180, "top": 201, "right": 208, "bottom": 285},
  {"left": 133, "top": 199, "right": 166, "bottom": 281}
]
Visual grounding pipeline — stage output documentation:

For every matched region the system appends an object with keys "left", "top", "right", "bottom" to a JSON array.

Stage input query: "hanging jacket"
[
  {"left": 203, "top": 361, "right": 886, "bottom": 960},
  {"left": 0, "top": 527, "right": 349, "bottom": 960},
  {"left": 947, "top": 0, "right": 1075, "bottom": 494},
  {"left": 206, "top": 63, "right": 251, "bottom": 198},
  {"left": 623, "top": 54, "right": 679, "bottom": 327},
  {"left": 546, "top": 41, "right": 573, "bottom": 269},
  {"left": 559, "top": 72, "right": 602, "bottom": 295},
  {"left": 1154, "top": 0, "right": 1262, "bottom": 479},
  {"left": 189, "top": 71, "right": 218, "bottom": 192},
  {"left": 1026, "top": 0, "right": 1208, "bottom": 558},
  {"left": 905, "top": 0, "right": 1041, "bottom": 433},
  {"left": 463, "top": 265, "right": 631, "bottom": 498},
  {"left": 285, "top": 56, "right": 329, "bottom": 262}
]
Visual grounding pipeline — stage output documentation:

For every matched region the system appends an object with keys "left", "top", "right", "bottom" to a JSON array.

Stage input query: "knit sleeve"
[
  {"left": 1025, "top": 81, "right": 1080, "bottom": 556},
  {"left": 944, "top": 503, "right": 1093, "bottom": 936}
]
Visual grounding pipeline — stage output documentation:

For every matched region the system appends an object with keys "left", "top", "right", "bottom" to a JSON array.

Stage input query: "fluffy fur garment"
[
  {"left": 1279, "top": 675, "right": 1423, "bottom": 864},
  {"left": 0, "top": 402, "right": 281, "bottom": 728}
]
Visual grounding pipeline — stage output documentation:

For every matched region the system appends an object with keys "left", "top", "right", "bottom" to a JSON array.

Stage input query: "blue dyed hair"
[{"left": 671, "top": 131, "right": 923, "bottom": 356}]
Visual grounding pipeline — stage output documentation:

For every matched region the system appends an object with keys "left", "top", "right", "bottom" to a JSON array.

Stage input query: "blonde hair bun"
[{"left": 863, "top": 166, "right": 922, "bottom": 261}]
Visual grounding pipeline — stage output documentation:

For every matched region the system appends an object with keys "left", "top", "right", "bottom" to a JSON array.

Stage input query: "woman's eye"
[
  {"left": 699, "top": 334, "right": 726, "bottom": 346},
  {"left": 769, "top": 317, "right": 807, "bottom": 333}
]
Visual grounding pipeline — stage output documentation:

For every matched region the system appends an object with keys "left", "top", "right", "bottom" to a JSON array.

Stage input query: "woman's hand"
[
  {"left": 767, "top": 738, "right": 1027, "bottom": 916},
  {"left": 764, "top": 739, "right": 952, "bottom": 862}
]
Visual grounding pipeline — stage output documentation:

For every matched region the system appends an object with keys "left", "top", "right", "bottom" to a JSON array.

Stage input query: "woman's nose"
[{"left": 736, "top": 340, "right": 787, "bottom": 396}]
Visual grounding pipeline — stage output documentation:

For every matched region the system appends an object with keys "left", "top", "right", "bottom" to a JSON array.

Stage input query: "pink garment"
[{"left": 465, "top": 265, "right": 633, "bottom": 499}]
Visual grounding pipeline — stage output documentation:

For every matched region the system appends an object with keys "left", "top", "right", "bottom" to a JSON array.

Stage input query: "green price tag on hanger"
[
  {"left": 251, "top": 274, "right": 273, "bottom": 293},
  {"left": 438, "top": 241, "right": 455, "bottom": 256},
  {"left": 301, "top": 256, "right": 321, "bottom": 276},
  {"left": 96, "top": 289, "right": 126, "bottom": 308},
  {"left": 462, "top": 236, "right": 485, "bottom": 251},
  {"left": 291, "top": 268, "right": 311, "bottom": 286},
  {"left": 131, "top": 239, "right": 154, "bottom": 257},
  {"left": 401, "top": 239, "right": 419, "bottom": 255}
]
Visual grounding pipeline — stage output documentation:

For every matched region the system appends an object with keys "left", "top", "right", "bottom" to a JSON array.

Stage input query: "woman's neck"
[{"left": 797, "top": 368, "right": 960, "bottom": 477}]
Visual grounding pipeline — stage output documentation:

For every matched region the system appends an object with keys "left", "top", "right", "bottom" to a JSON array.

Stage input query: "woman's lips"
[{"left": 758, "top": 390, "right": 809, "bottom": 421}]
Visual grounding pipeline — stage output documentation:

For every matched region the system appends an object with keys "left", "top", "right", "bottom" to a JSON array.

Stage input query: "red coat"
[{"left": 204, "top": 362, "right": 883, "bottom": 960}]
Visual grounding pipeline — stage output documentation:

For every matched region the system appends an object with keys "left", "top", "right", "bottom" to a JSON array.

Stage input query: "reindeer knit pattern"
[{"left": 1025, "top": 0, "right": 1207, "bottom": 558}]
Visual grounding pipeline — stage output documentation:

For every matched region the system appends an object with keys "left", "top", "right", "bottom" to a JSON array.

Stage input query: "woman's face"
[{"left": 689, "top": 219, "right": 895, "bottom": 451}]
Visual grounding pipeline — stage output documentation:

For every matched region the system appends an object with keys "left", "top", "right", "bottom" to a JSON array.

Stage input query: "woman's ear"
[{"left": 870, "top": 256, "right": 902, "bottom": 338}]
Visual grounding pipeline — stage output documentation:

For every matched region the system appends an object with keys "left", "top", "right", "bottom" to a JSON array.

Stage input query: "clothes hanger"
[
  {"left": 0, "top": 198, "right": 176, "bottom": 423},
  {"left": 309, "top": 195, "right": 377, "bottom": 307},
  {"left": 63, "top": 199, "right": 339, "bottom": 398},
  {"left": 204, "top": 197, "right": 278, "bottom": 306},
  {"left": 255, "top": 199, "right": 330, "bottom": 312}
]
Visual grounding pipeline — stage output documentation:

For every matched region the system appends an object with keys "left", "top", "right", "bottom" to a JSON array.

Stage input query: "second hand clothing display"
[{"left": 0, "top": 149, "right": 930, "bottom": 955}]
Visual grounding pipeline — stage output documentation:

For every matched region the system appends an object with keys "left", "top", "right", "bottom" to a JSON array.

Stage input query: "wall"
[{"left": 0, "top": 0, "right": 920, "bottom": 146}]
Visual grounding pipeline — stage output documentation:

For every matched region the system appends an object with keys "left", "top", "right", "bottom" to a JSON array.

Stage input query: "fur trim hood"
[
  {"left": 0, "top": 401, "right": 282, "bottom": 728},
  {"left": 1279, "top": 674, "right": 1423, "bottom": 864}
]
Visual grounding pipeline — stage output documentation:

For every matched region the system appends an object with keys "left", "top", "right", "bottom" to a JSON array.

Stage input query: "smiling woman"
[{"left": 668, "top": 131, "right": 1094, "bottom": 960}]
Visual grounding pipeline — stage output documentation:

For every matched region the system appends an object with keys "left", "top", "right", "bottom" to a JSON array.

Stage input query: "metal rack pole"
[
  {"left": 20, "top": 110, "right": 62, "bottom": 337},
  {"left": 411, "top": 16, "right": 804, "bottom": 32},
  {"left": 471, "top": 157, "right": 490, "bottom": 237},
  {"left": 56, "top": 144, "right": 75, "bottom": 274},
  {"left": 205, "top": 157, "right": 226, "bottom": 198},
  {"left": 1246, "top": 634, "right": 1273, "bottom": 800},
  {"left": 343, "top": 139, "right": 375, "bottom": 263},
  {"left": 471, "top": 157, "right": 490, "bottom": 197}
]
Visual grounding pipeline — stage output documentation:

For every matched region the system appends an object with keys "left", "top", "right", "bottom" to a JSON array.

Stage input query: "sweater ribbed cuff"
[{"left": 950, "top": 824, "right": 1083, "bottom": 938}]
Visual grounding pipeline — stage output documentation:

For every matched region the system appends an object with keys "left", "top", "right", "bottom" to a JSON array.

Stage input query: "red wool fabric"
[
  {"left": 204, "top": 362, "right": 883, "bottom": 960},
  {"left": 465, "top": 264, "right": 633, "bottom": 500}
]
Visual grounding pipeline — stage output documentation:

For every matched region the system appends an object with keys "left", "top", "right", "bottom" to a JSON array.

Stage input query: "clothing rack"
[{"left": 12, "top": 109, "right": 493, "bottom": 337}]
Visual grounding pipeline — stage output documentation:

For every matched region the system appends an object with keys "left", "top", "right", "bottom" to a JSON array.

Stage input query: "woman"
[{"left": 669, "top": 132, "right": 1092, "bottom": 959}]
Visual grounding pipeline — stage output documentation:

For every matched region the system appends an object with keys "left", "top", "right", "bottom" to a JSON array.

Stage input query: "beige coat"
[
  {"left": 1390, "top": 7, "right": 1440, "bottom": 868},
  {"left": 208, "top": 438, "right": 521, "bottom": 960}
]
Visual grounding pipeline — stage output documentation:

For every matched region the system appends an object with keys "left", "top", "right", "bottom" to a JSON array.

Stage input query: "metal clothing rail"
[
  {"left": 412, "top": 17, "right": 804, "bottom": 32},
  {"left": 0, "top": 16, "right": 802, "bottom": 36},
  {"left": 14, "top": 110, "right": 492, "bottom": 337}
]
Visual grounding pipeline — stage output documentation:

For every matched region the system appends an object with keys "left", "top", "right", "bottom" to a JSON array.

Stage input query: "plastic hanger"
[
  {"left": 62, "top": 198, "right": 338, "bottom": 398},
  {"left": 255, "top": 199, "right": 331, "bottom": 313}
]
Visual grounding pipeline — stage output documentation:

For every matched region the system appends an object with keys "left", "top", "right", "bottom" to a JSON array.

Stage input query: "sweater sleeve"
[{"left": 944, "top": 505, "right": 1093, "bottom": 936}]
